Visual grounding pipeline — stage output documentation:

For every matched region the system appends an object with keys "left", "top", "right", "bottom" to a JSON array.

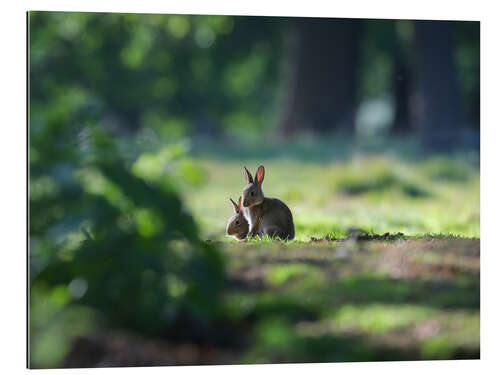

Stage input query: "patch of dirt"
[
  {"left": 309, "top": 232, "right": 405, "bottom": 243},
  {"left": 62, "top": 331, "right": 240, "bottom": 368},
  {"left": 369, "top": 238, "right": 480, "bottom": 280},
  {"left": 227, "top": 266, "right": 268, "bottom": 290}
]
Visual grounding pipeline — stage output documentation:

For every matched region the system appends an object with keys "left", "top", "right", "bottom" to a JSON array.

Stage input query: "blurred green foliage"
[
  {"left": 29, "top": 12, "right": 478, "bottom": 140},
  {"left": 30, "top": 121, "right": 225, "bottom": 367},
  {"left": 29, "top": 12, "right": 284, "bottom": 140}
]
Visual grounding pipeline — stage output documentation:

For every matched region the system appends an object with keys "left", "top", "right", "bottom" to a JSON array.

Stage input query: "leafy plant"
[{"left": 30, "top": 123, "right": 226, "bottom": 366}]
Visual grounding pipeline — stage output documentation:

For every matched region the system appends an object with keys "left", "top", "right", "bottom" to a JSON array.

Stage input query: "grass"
[
  {"left": 48, "top": 136, "right": 480, "bottom": 366},
  {"left": 180, "top": 137, "right": 479, "bottom": 241},
  {"left": 221, "top": 237, "right": 479, "bottom": 363},
  {"left": 184, "top": 137, "right": 480, "bottom": 363}
]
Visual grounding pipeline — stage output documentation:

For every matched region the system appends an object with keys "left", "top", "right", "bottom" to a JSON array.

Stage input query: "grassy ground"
[
  {"left": 62, "top": 237, "right": 479, "bottom": 366},
  {"left": 186, "top": 137, "right": 479, "bottom": 363},
  {"left": 58, "top": 136, "right": 481, "bottom": 366},
  {"left": 183, "top": 137, "right": 479, "bottom": 240},
  {"left": 221, "top": 237, "right": 479, "bottom": 363}
]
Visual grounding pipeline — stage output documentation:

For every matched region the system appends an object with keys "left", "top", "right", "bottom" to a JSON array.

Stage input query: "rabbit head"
[
  {"left": 226, "top": 196, "right": 249, "bottom": 240},
  {"left": 242, "top": 165, "right": 265, "bottom": 208}
]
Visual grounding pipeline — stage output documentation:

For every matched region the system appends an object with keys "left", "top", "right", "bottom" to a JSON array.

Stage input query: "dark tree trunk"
[
  {"left": 410, "top": 20, "right": 463, "bottom": 150},
  {"left": 390, "top": 22, "right": 411, "bottom": 134},
  {"left": 392, "top": 60, "right": 411, "bottom": 133},
  {"left": 280, "top": 18, "right": 361, "bottom": 134}
]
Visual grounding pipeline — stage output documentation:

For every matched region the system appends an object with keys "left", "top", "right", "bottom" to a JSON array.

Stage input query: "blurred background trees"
[
  {"left": 412, "top": 20, "right": 464, "bottom": 149},
  {"left": 280, "top": 18, "right": 361, "bottom": 134},
  {"left": 29, "top": 12, "right": 479, "bottom": 146}
]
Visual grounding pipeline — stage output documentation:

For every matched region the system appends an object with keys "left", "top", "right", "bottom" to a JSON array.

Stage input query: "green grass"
[
  {"left": 46, "top": 137, "right": 480, "bottom": 366},
  {"left": 179, "top": 139, "right": 479, "bottom": 241},
  {"left": 221, "top": 237, "right": 479, "bottom": 363},
  {"left": 187, "top": 138, "right": 479, "bottom": 362}
]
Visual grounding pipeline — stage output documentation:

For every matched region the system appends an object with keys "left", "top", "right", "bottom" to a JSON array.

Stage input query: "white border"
[{"left": 3, "top": 1, "right": 499, "bottom": 374}]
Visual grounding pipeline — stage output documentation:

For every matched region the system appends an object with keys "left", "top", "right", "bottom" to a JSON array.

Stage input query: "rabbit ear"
[
  {"left": 255, "top": 165, "right": 265, "bottom": 185},
  {"left": 238, "top": 196, "right": 243, "bottom": 211},
  {"left": 244, "top": 166, "right": 254, "bottom": 184},
  {"left": 229, "top": 197, "right": 239, "bottom": 213}
]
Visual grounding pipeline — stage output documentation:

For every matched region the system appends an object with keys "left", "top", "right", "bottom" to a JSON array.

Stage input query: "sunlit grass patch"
[
  {"left": 266, "top": 263, "right": 321, "bottom": 287},
  {"left": 329, "top": 304, "right": 434, "bottom": 334},
  {"left": 184, "top": 143, "right": 479, "bottom": 240},
  {"left": 294, "top": 304, "right": 434, "bottom": 340},
  {"left": 419, "top": 311, "right": 479, "bottom": 359},
  {"left": 294, "top": 305, "right": 479, "bottom": 360},
  {"left": 255, "top": 316, "right": 295, "bottom": 349},
  {"left": 294, "top": 220, "right": 347, "bottom": 241}
]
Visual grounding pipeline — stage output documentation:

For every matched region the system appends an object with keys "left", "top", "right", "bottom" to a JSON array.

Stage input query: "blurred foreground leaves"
[{"left": 30, "top": 121, "right": 225, "bottom": 367}]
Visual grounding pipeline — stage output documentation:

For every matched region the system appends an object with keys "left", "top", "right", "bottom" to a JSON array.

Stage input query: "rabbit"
[
  {"left": 225, "top": 196, "right": 249, "bottom": 241},
  {"left": 241, "top": 165, "right": 295, "bottom": 240}
]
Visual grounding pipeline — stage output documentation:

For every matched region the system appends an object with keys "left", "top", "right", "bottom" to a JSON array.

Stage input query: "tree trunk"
[
  {"left": 410, "top": 20, "right": 463, "bottom": 150},
  {"left": 280, "top": 18, "right": 361, "bottom": 135},
  {"left": 390, "top": 22, "right": 411, "bottom": 134},
  {"left": 392, "top": 60, "right": 411, "bottom": 134}
]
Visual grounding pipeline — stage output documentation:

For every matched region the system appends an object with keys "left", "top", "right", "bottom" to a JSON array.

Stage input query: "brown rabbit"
[
  {"left": 225, "top": 196, "right": 249, "bottom": 241},
  {"left": 242, "top": 165, "right": 295, "bottom": 240}
]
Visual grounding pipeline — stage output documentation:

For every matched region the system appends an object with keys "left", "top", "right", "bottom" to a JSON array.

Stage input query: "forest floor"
[
  {"left": 59, "top": 137, "right": 480, "bottom": 367},
  {"left": 62, "top": 236, "right": 479, "bottom": 366},
  {"left": 220, "top": 236, "right": 480, "bottom": 363}
]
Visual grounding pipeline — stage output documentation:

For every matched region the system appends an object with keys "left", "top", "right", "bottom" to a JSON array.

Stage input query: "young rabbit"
[
  {"left": 225, "top": 196, "right": 249, "bottom": 241},
  {"left": 242, "top": 165, "right": 295, "bottom": 240}
]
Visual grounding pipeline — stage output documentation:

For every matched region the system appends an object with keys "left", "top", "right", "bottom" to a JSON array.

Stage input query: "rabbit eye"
[
  {"left": 250, "top": 191, "right": 255, "bottom": 196},
  {"left": 235, "top": 220, "right": 240, "bottom": 225}
]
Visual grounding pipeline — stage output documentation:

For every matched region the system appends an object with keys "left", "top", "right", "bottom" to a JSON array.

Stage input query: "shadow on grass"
[
  {"left": 230, "top": 274, "right": 479, "bottom": 319},
  {"left": 335, "top": 169, "right": 432, "bottom": 198},
  {"left": 246, "top": 327, "right": 479, "bottom": 364},
  {"left": 331, "top": 275, "right": 479, "bottom": 310},
  {"left": 57, "top": 264, "right": 479, "bottom": 366},
  {"left": 226, "top": 272, "right": 479, "bottom": 363}
]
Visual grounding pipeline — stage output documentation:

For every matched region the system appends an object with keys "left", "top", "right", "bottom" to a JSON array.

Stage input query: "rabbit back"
[{"left": 262, "top": 198, "right": 295, "bottom": 239}]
